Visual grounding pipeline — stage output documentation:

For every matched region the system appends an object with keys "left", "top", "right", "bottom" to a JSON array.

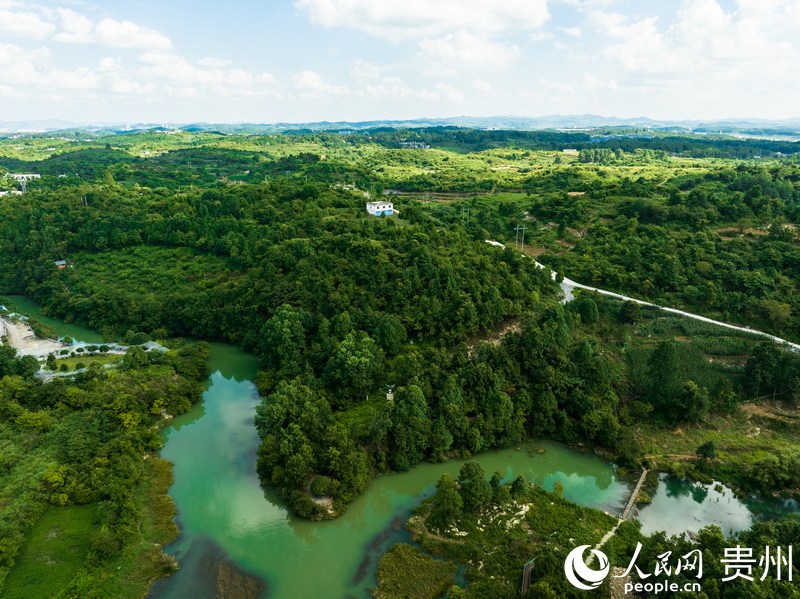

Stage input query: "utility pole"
[
  {"left": 521, "top": 557, "right": 536, "bottom": 593},
  {"left": 461, "top": 207, "right": 470, "bottom": 227},
  {"left": 514, "top": 225, "right": 527, "bottom": 253}
]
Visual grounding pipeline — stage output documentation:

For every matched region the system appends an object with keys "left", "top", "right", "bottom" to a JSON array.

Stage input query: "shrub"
[{"left": 310, "top": 476, "right": 332, "bottom": 498}]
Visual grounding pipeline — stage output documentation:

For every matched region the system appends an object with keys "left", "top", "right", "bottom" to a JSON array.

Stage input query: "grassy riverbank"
[
  {"left": 636, "top": 398, "right": 800, "bottom": 495},
  {"left": 0, "top": 341, "right": 208, "bottom": 597},
  {"left": 374, "top": 544, "right": 457, "bottom": 599},
  {"left": 3, "top": 459, "right": 178, "bottom": 599},
  {"left": 376, "top": 468, "right": 619, "bottom": 598},
  {"left": 69, "top": 457, "right": 180, "bottom": 599}
]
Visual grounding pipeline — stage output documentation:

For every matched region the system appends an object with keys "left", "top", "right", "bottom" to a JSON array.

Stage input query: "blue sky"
[{"left": 1, "top": 0, "right": 798, "bottom": 123}]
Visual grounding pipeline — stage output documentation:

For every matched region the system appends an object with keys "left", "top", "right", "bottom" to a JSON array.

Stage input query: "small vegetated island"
[{"left": 1, "top": 126, "right": 799, "bottom": 597}]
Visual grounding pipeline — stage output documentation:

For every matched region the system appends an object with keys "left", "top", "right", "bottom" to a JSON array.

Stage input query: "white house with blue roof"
[{"left": 366, "top": 201, "right": 393, "bottom": 216}]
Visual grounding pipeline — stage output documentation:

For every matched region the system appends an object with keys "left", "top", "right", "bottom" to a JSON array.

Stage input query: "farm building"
[{"left": 366, "top": 201, "right": 393, "bottom": 216}]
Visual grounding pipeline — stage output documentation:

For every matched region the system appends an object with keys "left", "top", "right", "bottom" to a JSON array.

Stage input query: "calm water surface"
[{"left": 637, "top": 473, "right": 798, "bottom": 537}]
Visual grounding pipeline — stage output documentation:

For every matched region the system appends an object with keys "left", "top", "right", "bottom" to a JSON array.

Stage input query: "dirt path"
[{"left": 0, "top": 315, "right": 64, "bottom": 358}]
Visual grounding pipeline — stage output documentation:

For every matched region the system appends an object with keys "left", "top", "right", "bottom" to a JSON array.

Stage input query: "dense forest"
[
  {"left": 2, "top": 129, "right": 800, "bottom": 597},
  {"left": 415, "top": 162, "right": 800, "bottom": 341}
]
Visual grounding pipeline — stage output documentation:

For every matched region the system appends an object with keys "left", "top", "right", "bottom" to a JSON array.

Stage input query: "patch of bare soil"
[
  {"left": 0, "top": 316, "right": 64, "bottom": 358},
  {"left": 705, "top": 354, "right": 748, "bottom": 365},
  {"left": 740, "top": 401, "right": 800, "bottom": 423},
  {"left": 520, "top": 245, "right": 548, "bottom": 258},
  {"left": 467, "top": 318, "right": 522, "bottom": 356},
  {"left": 716, "top": 226, "right": 768, "bottom": 239}
]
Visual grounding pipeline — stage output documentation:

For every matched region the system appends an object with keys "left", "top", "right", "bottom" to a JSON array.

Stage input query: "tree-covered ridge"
[
  {"left": 2, "top": 127, "right": 799, "bottom": 165},
  {"left": 0, "top": 179, "right": 552, "bottom": 344},
  {"left": 0, "top": 342, "right": 210, "bottom": 597},
  {"left": 2, "top": 127, "right": 799, "bottom": 197}
]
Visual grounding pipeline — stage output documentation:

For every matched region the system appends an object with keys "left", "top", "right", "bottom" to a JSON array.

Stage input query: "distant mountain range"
[{"left": 3, "top": 115, "right": 800, "bottom": 139}]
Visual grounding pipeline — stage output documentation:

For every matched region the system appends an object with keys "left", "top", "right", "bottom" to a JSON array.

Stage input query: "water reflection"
[{"left": 637, "top": 474, "right": 795, "bottom": 537}]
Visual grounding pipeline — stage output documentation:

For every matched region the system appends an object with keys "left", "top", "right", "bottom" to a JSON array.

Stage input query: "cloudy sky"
[{"left": 1, "top": 0, "right": 799, "bottom": 123}]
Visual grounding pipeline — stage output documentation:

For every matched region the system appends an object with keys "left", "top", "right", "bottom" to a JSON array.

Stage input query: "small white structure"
[
  {"left": 366, "top": 201, "right": 393, "bottom": 216},
  {"left": 562, "top": 149, "right": 579, "bottom": 155}
]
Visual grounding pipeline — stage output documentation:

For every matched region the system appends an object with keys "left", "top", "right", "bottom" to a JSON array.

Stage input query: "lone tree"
[
  {"left": 426, "top": 473, "right": 463, "bottom": 533},
  {"left": 620, "top": 300, "right": 640, "bottom": 324},
  {"left": 458, "top": 461, "right": 491, "bottom": 514},
  {"left": 696, "top": 441, "right": 717, "bottom": 460}
]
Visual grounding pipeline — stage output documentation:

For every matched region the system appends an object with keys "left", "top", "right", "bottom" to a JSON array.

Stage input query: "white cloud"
[
  {"left": 435, "top": 82, "right": 464, "bottom": 102},
  {"left": 558, "top": 0, "right": 619, "bottom": 9},
  {"left": 51, "top": 8, "right": 172, "bottom": 50},
  {"left": 418, "top": 30, "right": 520, "bottom": 74},
  {"left": 0, "top": 8, "right": 57, "bottom": 39},
  {"left": 0, "top": 83, "right": 20, "bottom": 97},
  {"left": 109, "top": 78, "right": 157, "bottom": 96},
  {"left": 592, "top": 0, "right": 799, "bottom": 76},
  {"left": 0, "top": 42, "right": 49, "bottom": 65},
  {"left": 257, "top": 72, "right": 276, "bottom": 84},
  {"left": 530, "top": 31, "right": 555, "bottom": 41},
  {"left": 98, "top": 56, "right": 121, "bottom": 72},
  {"left": 596, "top": 14, "right": 674, "bottom": 73},
  {"left": 292, "top": 69, "right": 348, "bottom": 96},
  {"left": 581, "top": 0, "right": 800, "bottom": 118},
  {"left": 0, "top": 5, "right": 176, "bottom": 51},
  {"left": 560, "top": 26, "right": 582, "bottom": 37},
  {"left": 138, "top": 52, "right": 258, "bottom": 91},
  {"left": 350, "top": 59, "right": 390, "bottom": 80},
  {"left": 54, "top": 8, "right": 93, "bottom": 41},
  {"left": 358, "top": 76, "right": 438, "bottom": 101},
  {"left": 295, "top": 0, "right": 549, "bottom": 40},
  {"left": 198, "top": 57, "right": 232, "bottom": 68},
  {"left": 536, "top": 78, "right": 575, "bottom": 95},
  {"left": 0, "top": 43, "right": 98, "bottom": 91},
  {"left": 582, "top": 73, "right": 618, "bottom": 91}
]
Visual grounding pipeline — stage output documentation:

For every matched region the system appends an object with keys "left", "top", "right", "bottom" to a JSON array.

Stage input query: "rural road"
[{"left": 485, "top": 240, "right": 800, "bottom": 351}]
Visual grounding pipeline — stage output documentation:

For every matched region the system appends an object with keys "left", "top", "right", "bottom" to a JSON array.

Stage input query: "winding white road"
[{"left": 484, "top": 240, "right": 800, "bottom": 351}]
